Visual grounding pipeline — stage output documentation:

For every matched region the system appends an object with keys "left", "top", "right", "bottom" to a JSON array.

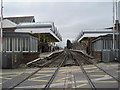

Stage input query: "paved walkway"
[
  {"left": 39, "top": 50, "right": 63, "bottom": 59},
  {"left": 26, "top": 50, "right": 63, "bottom": 65},
  {"left": 39, "top": 52, "right": 53, "bottom": 59}
]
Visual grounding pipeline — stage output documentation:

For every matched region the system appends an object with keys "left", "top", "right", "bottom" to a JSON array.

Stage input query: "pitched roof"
[
  {"left": 4, "top": 16, "right": 35, "bottom": 24},
  {"left": 0, "top": 19, "right": 17, "bottom": 28}
]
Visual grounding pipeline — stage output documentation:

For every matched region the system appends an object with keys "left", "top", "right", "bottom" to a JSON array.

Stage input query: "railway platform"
[{"left": 39, "top": 50, "right": 63, "bottom": 59}]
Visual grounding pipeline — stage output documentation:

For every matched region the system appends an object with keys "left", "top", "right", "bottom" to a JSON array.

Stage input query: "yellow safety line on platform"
[
  {"left": 55, "top": 76, "right": 72, "bottom": 82},
  {"left": 73, "top": 84, "right": 87, "bottom": 88},
  {"left": 90, "top": 75, "right": 110, "bottom": 77},
  {"left": 59, "top": 69, "right": 71, "bottom": 71},
  {"left": 0, "top": 77, "right": 12, "bottom": 79},
  {"left": 28, "top": 79, "right": 48, "bottom": 82},
  {"left": 67, "top": 81, "right": 73, "bottom": 84},
  {"left": 1, "top": 75, "right": 19, "bottom": 80},
  {"left": 55, "top": 79, "right": 66, "bottom": 82},
  {"left": 3, "top": 75, "right": 19, "bottom": 77},
  {"left": 38, "top": 71, "right": 55, "bottom": 73},
  {"left": 60, "top": 71, "right": 66, "bottom": 74},
  {"left": 86, "top": 69, "right": 102, "bottom": 73},
  {"left": 116, "top": 70, "right": 120, "bottom": 72},
  {"left": 110, "top": 65, "right": 118, "bottom": 67},
  {"left": 60, "top": 69, "right": 81, "bottom": 72},
  {"left": 94, "top": 81, "right": 118, "bottom": 83},
  {"left": 25, "top": 72, "right": 35, "bottom": 74},
  {"left": 28, "top": 74, "right": 52, "bottom": 81},
  {"left": 57, "top": 73, "right": 67, "bottom": 77},
  {"left": 35, "top": 73, "right": 52, "bottom": 75},
  {"left": 0, "top": 72, "right": 22, "bottom": 75},
  {"left": 84, "top": 67, "right": 97, "bottom": 70}
]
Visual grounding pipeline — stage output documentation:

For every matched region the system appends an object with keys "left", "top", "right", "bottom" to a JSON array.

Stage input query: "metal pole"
[
  {"left": 0, "top": 0, "right": 3, "bottom": 89},
  {"left": 0, "top": 0, "right": 3, "bottom": 68},
  {"left": 115, "top": 0, "right": 119, "bottom": 60},
  {"left": 113, "top": 0, "right": 115, "bottom": 60},
  {"left": 116, "top": 0, "right": 118, "bottom": 19},
  {"left": 118, "top": 1, "right": 120, "bottom": 62}
]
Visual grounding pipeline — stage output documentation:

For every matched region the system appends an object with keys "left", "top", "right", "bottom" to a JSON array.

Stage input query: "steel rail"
[
  {"left": 47, "top": 52, "right": 66, "bottom": 67},
  {"left": 9, "top": 52, "right": 64, "bottom": 90},
  {"left": 79, "top": 52, "right": 120, "bottom": 82},
  {"left": 43, "top": 53, "right": 67, "bottom": 89},
  {"left": 71, "top": 51, "right": 97, "bottom": 90}
]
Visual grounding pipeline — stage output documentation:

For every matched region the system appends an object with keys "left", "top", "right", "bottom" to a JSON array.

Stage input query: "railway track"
[
  {"left": 71, "top": 50, "right": 119, "bottom": 89},
  {"left": 3, "top": 51, "right": 66, "bottom": 90},
  {"left": 44, "top": 50, "right": 77, "bottom": 89},
  {"left": 44, "top": 53, "right": 67, "bottom": 89}
]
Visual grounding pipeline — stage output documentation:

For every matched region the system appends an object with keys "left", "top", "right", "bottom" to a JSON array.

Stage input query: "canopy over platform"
[
  {"left": 15, "top": 22, "right": 62, "bottom": 42},
  {"left": 2, "top": 16, "right": 62, "bottom": 42},
  {"left": 76, "top": 29, "right": 116, "bottom": 42}
]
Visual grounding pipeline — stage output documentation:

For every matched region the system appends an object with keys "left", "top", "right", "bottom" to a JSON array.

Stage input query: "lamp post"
[
  {"left": 115, "top": 0, "right": 119, "bottom": 60},
  {"left": 0, "top": 0, "right": 3, "bottom": 68},
  {"left": 112, "top": 0, "right": 116, "bottom": 61}
]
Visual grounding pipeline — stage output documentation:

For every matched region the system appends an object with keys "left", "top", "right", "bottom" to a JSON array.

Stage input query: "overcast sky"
[{"left": 3, "top": 1, "right": 118, "bottom": 47}]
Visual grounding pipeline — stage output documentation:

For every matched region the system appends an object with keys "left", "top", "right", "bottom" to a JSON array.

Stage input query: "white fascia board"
[
  {"left": 15, "top": 28, "right": 50, "bottom": 33},
  {"left": 78, "top": 33, "right": 111, "bottom": 42},
  {"left": 49, "top": 30, "right": 61, "bottom": 42},
  {"left": 15, "top": 28, "right": 60, "bottom": 41},
  {"left": 78, "top": 36, "right": 84, "bottom": 42}
]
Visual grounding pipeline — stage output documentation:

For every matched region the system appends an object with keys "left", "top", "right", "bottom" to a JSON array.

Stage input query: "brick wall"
[
  {"left": 22, "top": 53, "right": 39, "bottom": 63},
  {"left": 92, "top": 51, "right": 102, "bottom": 60}
]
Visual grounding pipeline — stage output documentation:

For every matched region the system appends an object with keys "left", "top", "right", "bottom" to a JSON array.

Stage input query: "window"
[
  {"left": 3, "top": 38, "right": 6, "bottom": 51},
  {"left": 10, "top": 37, "right": 12, "bottom": 51},
  {"left": 30, "top": 37, "right": 32, "bottom": 52},
  {"left": 18, "top": 38, "right": 21, "bottom": 51},
  {"left": 14, "top": 38, "right": 18, "bottom": 51},
  {"left": 103, "top": 40, "right": 105, "bottom": 49},
  {"left": 6, "top": 38, "right": 10, "bottom": 51},
  {"left": 5, "top": 37, "right": 13, "bottom": 52},
  {"left": 23, "top": 38, "right": 26, "bottom": 51},
  {"left": 93, "top": 40, "right": 103, "bottom": 51},
  {"left": 32, "top": 38, "right": 35, "bottom": 52},
  {"left": 36, "top": 39, "right": 38, "bottom": 52},
  {"left": 22, "top": 37, "right": 29, "bottom": 52},
  {"left": 26, "top": 38, "right": 29, "bottom": 51},
  {"left": 29, "top": 37, "right": 38, "bottom": 52}
]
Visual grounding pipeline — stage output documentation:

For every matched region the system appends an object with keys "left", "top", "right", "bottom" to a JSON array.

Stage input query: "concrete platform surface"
[{"left": 39, "top": 50, "right": 63, "bottom": 59}]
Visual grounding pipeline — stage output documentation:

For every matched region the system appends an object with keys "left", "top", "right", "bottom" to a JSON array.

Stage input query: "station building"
[
  {"left": 92, "top": 34, "right": 119, "bottom": 62},
  {"left": 1, "top": 16, "right": 62, "bottom": 68},
  {"left": 76, "top": 29, "right": 114, "bottom": 54},
  {"left": 3, "top": 32, "right": 38, "bottom": 68},
  {"left": 75, "top": 29, "right": 119, "bottom": 62}
]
